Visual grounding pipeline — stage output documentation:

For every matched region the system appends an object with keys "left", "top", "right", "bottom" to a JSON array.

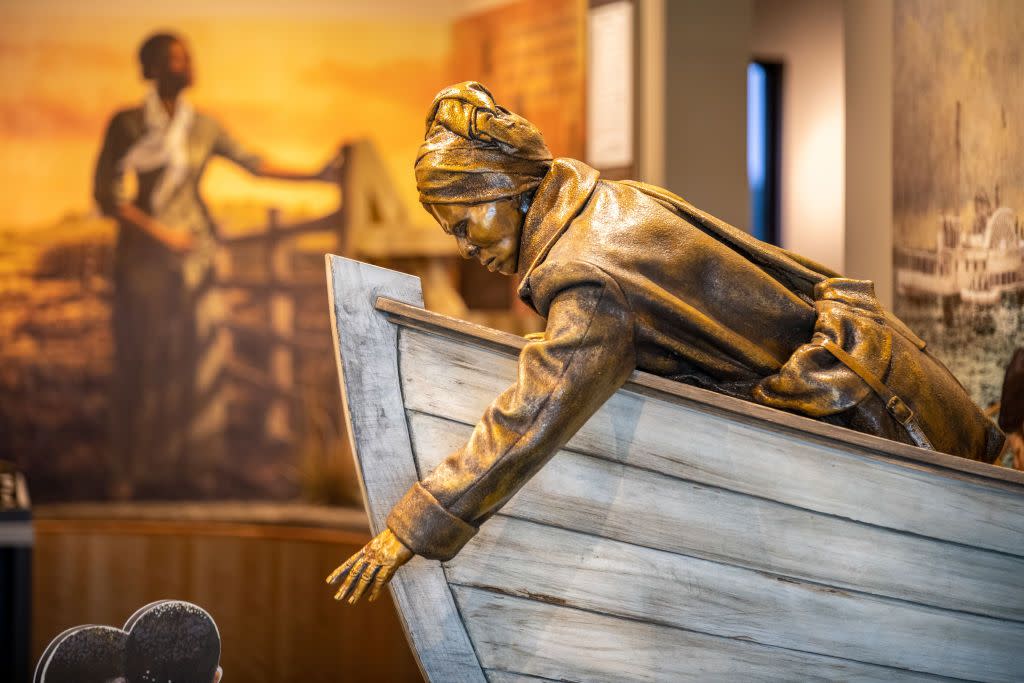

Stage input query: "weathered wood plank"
[
  {"left": 379, "top": 295, "right": 1024, "bottom": 488},
  {"left": 399, "top": 327, "right": 1024, "bottom": 557},
  {"left": 452, "top": 587, "right": 959, "bottom": 682},
  {"left": 409, "top": 411, "right": 1024, "bottom": 622},
  {"left": 485, "top": 671, "right": 564, "bottom": 683},
  {"left": 325, "top": 255, "right": 485, "bottom": 683},
  {"left": 446, "top": 516, "right": 1024, "bottom": 681}
]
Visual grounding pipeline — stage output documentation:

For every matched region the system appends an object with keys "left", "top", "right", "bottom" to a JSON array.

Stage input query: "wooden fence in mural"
[
  {"left": 218, "top": 205, "right": 335, "bottom": 443},
  {"left": 215, "top": 139, "right": 460, "bottom": 456}
]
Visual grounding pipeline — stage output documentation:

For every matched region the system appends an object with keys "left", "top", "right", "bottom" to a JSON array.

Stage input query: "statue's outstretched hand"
[{"left": 327, "top": 528, "right": 413, "bottom": 604}]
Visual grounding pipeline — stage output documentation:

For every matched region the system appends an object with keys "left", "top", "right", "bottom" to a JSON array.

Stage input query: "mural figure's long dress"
[{"left": 94, "top": 104, "right": 261, "bottom": 497}]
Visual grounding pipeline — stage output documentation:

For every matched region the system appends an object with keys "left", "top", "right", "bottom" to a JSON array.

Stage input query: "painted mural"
[
  {"left": 0, "top": 2, "right": 455, "bottom": 503},
  {"left": 893, "top": 0, "right": 1024, "bottom": 412},
  {"left": 0, "top": 0, "right": 584, "bottom": 503}
]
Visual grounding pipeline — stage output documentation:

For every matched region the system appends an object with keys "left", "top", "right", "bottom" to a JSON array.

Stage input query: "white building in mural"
[{"left": 895, "top": 204, "right": 1024, "bottom": 306}]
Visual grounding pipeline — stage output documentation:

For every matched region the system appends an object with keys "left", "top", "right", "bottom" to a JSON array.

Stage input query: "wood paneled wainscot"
[{"left": 32, "top": 503, "right": 422, "bottom": 682}]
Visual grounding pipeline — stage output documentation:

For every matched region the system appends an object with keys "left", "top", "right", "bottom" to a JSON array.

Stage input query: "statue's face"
[{"left": 427, "top": 198, "right": 523, "bottom": 275}]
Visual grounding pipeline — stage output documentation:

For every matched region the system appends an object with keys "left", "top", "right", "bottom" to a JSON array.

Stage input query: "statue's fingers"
[
  {"left": 334, "top": 558, "right": 368, "bottom": 601},
  {"left": 326, "top": 561, "right": 352, "bottom": 586},
  {"left": 347, "top": 563, "right": 382, "bottom": 604},
  {"left": 326, "top": 551, "right": 361, "bottom": 585},
  {"left": 367, "top": 565, "right": 393, "bottom": 603}
]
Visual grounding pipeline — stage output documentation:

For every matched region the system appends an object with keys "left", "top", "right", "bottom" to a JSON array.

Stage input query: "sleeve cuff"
[{"left": 387, "top": 482, "right": 478, "bottom": 561}]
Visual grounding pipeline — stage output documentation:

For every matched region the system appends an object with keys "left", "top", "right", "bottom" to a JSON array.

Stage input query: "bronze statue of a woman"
[{"left": 327, "top": 82, "right": 1003, "bottom": 604}]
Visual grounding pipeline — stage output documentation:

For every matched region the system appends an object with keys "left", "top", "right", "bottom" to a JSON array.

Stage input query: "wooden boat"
[{"left": 325, "top": 254, "right": 1024, "bottom": 683}]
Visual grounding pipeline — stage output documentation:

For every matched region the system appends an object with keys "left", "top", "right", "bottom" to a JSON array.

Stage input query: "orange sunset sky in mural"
[{"left": 0, "top": 0, "right": 482, "bottom": 231}]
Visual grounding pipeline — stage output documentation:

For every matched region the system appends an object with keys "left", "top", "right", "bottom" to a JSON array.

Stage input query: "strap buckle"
[{"left": 885, "top": 395, "right": 915, "bottom": 425}]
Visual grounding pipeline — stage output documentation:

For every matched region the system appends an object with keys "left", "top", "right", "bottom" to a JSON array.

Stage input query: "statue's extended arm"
[{"left": 329, "top": 261, "right": 637, "bottom": 603}]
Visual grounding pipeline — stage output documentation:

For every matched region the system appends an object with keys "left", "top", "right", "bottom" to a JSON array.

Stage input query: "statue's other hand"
[{"left": 326, "top": 528, "right": 413, "bottom": 604}]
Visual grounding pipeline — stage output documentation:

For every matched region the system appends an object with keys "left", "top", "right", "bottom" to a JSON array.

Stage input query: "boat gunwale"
[
  {"left": 375, "top": 295, "right": 1024, "bottom": 492},
  {"left": 326, "top": 256, "right": 487, "bottom": 683}
]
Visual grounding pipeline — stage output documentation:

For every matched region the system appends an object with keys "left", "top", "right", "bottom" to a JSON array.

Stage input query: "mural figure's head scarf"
[{"left": 415, "top": 82, "right": 552, "bottom": 205}]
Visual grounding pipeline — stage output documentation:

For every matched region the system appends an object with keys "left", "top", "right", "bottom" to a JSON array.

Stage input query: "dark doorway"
[{"left": 747, "top": 60, "right": 783, "bottom": 245}]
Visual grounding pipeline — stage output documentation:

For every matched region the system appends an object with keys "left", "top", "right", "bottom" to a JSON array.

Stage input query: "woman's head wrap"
[{"left": 416, "top": 82, "right": 552, "bottom": 205}]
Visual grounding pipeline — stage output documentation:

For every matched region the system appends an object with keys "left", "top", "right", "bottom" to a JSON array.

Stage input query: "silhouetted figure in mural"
[{"left": 94, "top": 32, "right": 339, "bottom": 498}]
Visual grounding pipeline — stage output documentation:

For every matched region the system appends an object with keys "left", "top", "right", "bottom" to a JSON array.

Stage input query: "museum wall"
[
  {"left": 663, "top": 0, "right": 752, "bottom": 231},
  {"left": 751, "top": 0, "right": 845, "bottom": 272},
  {"left": 453, "top": 0, "right": 586, "bottom": 161},
  {"left": 649, "top": 0, "right": 1022, "bottom": 412},
  {"left": 844, "top": 0, "right": 894, "bottom": 306}
]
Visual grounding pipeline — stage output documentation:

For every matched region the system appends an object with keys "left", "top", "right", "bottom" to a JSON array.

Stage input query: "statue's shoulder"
[{"left": 573, "top": 176, "right": 686, "bottom": 238}]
